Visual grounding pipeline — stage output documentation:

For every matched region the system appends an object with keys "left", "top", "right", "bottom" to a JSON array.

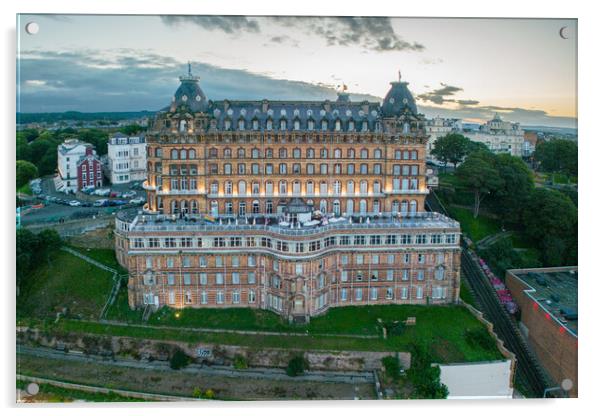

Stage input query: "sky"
[{"left": 16, "top": 15, "right": 577, "bottom": 128}]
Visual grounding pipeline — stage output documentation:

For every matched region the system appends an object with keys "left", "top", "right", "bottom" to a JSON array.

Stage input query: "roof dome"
[
  {"left": 170, "top": 64, "right": 208, "bottom": 113},
  {"left": 381, "top": 81, "right": 417, "bottom": 117}
]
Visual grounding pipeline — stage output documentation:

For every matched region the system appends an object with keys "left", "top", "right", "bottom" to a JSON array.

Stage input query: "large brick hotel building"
[{"left": 115, "top": 67, "right": 462, "bottom": 322}]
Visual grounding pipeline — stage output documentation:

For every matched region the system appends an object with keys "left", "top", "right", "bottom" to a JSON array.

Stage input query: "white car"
[
  {"left": 129, "top": 197, "right": 145, "bottom": 205},
  {"left": 69, "top": 200, "right": 81, "bottom": 207},
  {"left": 122, "top": 191, "right": 136, "bottom": 198}
]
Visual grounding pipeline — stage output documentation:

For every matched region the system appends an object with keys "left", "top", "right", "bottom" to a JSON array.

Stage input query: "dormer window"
[
  {"left": 294, "top": 120, "right": 300, "bottom": 131},
  {"left": 266, "top": 119, "right": 273, "bottom": 130},
  {"left": 362, "top": 121, "right": 368, "bottom": 132},
  {"left": 252, "top": 119, "right": 259, "bottom": 130},
  {"left": 224, "top": 119, "right": 231, "bottom": 130},
  {"left": 308, "top": 119, "right": 314, "bottom": 130},
  {"left": 280, "top": 120, "right": 287, "bottom": 131},
  {"left": 321, "top": 120, "right": 328, "bottom": 131},
  {"left": 238, "top": 119, "right": 245, "bottom": 130},
  {"left": 403, "top": 123, "right": 409, "bottom": 134},
  {"left": 348, "top": 121, "right": 355, "bottom": 131},
  {"left": 335, "top": 120, "right": 341, "bottom": 131}
]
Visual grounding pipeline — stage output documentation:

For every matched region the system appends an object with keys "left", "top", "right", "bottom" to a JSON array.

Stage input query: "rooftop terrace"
[{"left": 118, "top": 210, "right": 460, "bottom": 236}]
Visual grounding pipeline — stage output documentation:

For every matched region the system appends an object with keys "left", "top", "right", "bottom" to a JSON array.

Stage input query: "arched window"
[
  {"left": 362, "top": 121, "right": 368, "bottom": 132},
  {"left": 280, "top": 119, "right": 287, "bottom": 130},
  {"left": 374, "top": 149, "right": 382, "bottom": 159},
  {"left": 333, "top": 180, "right": 341, "bottom": 195},
  {"left": 360, "top": 180, "right": 368, "bottom": 194},
  {"left": 223, "top": 148, "right": 231, "bottom": 158},
  {"left": 252, "top": 148, "right": 260, "bottom": 158},
  {"left": 238, "top": 119, "right": 245, "bottom": 130},
  {"left": 266, "top": 119, "right": 273, "bottom": 130},
  {"left": 306, "top": 181, "right": 314, "bottom": 195},
  {"left": 348, "top": 120, "right": 355, "bottom": 131},
  {"left": 333, "top": 200, "right": 341, "bottom": 216},
  {"left": 210, "top": 200, "right": 218, "bottom": 216},
  {"left": 321, "top": 148, "right": 328, "bottom": 158},
  {"left": 179, "top": 119, "right": 187, "bottom": 132},
  {"left": 188, "top": 149, "right": 196, "bottom": 159},
  {"left": 335, "top": 120, "right": 341, "bottom": 131},
  {"left": 373, "top": 181, "right": 381, "bottom": 194},
  {"left": 360, "top": 149, "right": 368, "bottom": 159},
  {"left": 401, "top": 200, "right": 409, "bottom": 216},
  {"left": 346, "top": 199, "right": 354, "bottom": 215},
  {"left": 392, "top": 200, "right": 399, "bottom": 214},
  {"left": 334, "top": 148, "right": 342, "bottom": 159},
  {"left": 265, "top": 148, "right": 273, "bottom": 158},
  {"left": 238, "top": 180, "right": 247, "bottom": 195},
  {"left": 373, "top": 200, "right": 380, "bottom": 214},
  {"left": 319, "top": 199, "right": 328, "bottom": 213},
  {"left": 252, "top": 200, "right": 260, "bottom": 214},
  {"left": 252, "top": 119, "right": 259, "bottom": 130},
  {"left": 279, "top": 180, "right": 287, "bottom": 195},
  {"left": 346, "top": 180, "right": 355, "bottom": 195},
  {"left": 279, "top": 148, "right": 287, "bottom": 158},
  {"left": 307, "top": 119, "right": 315, "bottom": 130},
  {"left": 395, "top": 150, "right": 402, "bottom": 160},
  {"left": 320, "top": 181, "right": 328, "bottom": 195},
  {"left": 321, "top": 120, "right": 328, "bottom": 131},
  {"left": 171, "top": 200, "right": 178, "bottom": 214},
  {"left": 180, "top": 149, "right": 187, "bottom": 160},
  {"left": 238, "top": 148, "right": 245, "bottom": 158},
  {"left": 180, "top": 200, "right": 189, "bottom": 214},
  {"left": 294, "top": 119, "right": 300, "bottom": 130},
  {"left": 265, "top": 181, "right": 273, "bottom": 195},
  {"left": 347, "top": 148, "right": 355, "bottom": 158},
  {"left": 359, "top": 199, "right": 367, "bottom": 215},
  {"left": 306, "top": 148, "right": 315, "bottom": 158},
  {"left": 293, "top": 181, "right": 301, "bottom": 195},
  {"left": 224, "top": 163, "right": 232, "bottom": 175},
  {"left": 224, "top": 119, "right": 231, "bottom": 130},
  {"left": 171, "top": 149, "right": 178, "bottom": 160},
  {"left": 293, "top": 148, "right": 301, "bottom": 158},
  {"left": 409, "top": 200, "right": 418, "bottom": 215},
  {"left": 210, "top": 181, "right": 219, "bottom": 194}
]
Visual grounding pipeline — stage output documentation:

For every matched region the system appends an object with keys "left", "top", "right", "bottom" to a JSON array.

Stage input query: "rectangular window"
[
  {"left": 387, "top": 269, "right": 394, "bottom": 281},
  {"left": 370, "top": 287, "right": 378, "bottom": 300},
  {"left": 183, "top": 273, "right": 191, "bottom": 285},
  {"left": 248, "top": 272, "right": 256, "bottom": 284},
  {"left": 185, "top": 290, "right": 192, "bottom": 304},
  {"left": 168, "top": 290, "right": 175, "bottom": 304},
  {"left": 232, "top": 291, "right": 240, "bottom": 304},
  {"left": 248, "top": 290, "right": 256, "bottom": 303},
  {"left": 200, "top": 272, "right": 207, "bottom": 285},
  {"left": 386, "top": 287, "right": 393, "bottom": 300},
  {"left": 402, "top": 269, "right": 409, "bottom": 281},
  {"left": 216, "top": 273, "right": 224, "bottom": 284},
  {"left": 341, "top": 288, "right": 348, "bottom": 301},
  {"left": 416, "top": 286, "right": 424, "bottom": 299},
  {"left": 166, "top": 257, "right": 175, "bottom": 268},
  {"left": 418, "top": 254, "right": 425, "bottom": 264},
  {"left": 167, "top": 273, "right": 175, "bottom": 285},
  {"left": 341, "top": 255, "right": 348, "bottom": 265},
  {"left": 341, "top": 270, "right": 348, "bottom": 282},
  {"left": 401, "top": 287, "right": 408, "bottom": 299},
  {"left": 356, "top": 254, "right": 364, "bottom": 265},
  {"left": 387, "top": 254, "right": 395, "bottom": 264},
  {"left": 355, "top": 288, "right": 363, "bottom": 301},
  {"left": 200, "top": 291, "right": 208, "bottom": 304},
  {"left": 232, "top": 272, "right": 240, "bottom": 284},
  {"left": 215, "top": 256, "right": 223, "bottom": 267},
  {"left": 182, "top": 256, "right": 191, "bottom": 267},
  {"left": 417, "top": 270, "right": 425, "bottom": 281},
  {"left": 231, "top": 256, "right": 240, "bottom": 267},
  {"left": 400, "top": 234, "right": 412, "bottom": 244},
  {"left": 199, "top": 256, "right": 207, "bottom": 267},
  {"left": 446, "top": 234, "right": 456, "bottom": 244},
  {"left": 295, "top": 263, "right": 303, "bottom": 275},
  {"left": 416, "top": 234, "right": 427, "bottom": 244},
  {"left": 372, "top": 254, "right": 379, "bottom": 264},
  {"left": 217, "top": 291, "right": 224, "bottom": 304}
]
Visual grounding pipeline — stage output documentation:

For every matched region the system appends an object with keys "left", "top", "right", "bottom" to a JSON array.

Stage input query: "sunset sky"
[{"left": 17, "top": 14, "right": 577, "bottom": 128}]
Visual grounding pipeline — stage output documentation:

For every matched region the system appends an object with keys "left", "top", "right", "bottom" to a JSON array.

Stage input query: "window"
[
  {"left": 168, "top": 290, "right": 175, "bottom": 304},
  {"left": 416, "top": 286, "right": 423, "bottom": 299},
  {"left": 248, "top": 272, "right": 256, "bottom": 284},
  {"left": 370, "top": 287, "right": 378, "bottom": 300},
  {"left": 418, "top": 254, "right": 425, "bottom": 264},
  {"left": 446, "top": 234, "right": 456, "bottom": 244},
  {"left": 216, "top": 273, "right": 224, "bottom": 284},
  {"left": 200, "top": 273, "right": 207, "bottom": 285},
  {"left": 167, "top": 273, "right": 175, "bottom": 285},
  {"left": 201, "top": 291, "right": 208, "bottom": 304},
  {"left": 401, "top": 287, "right": 408, "bottom": 299},
  {"left": 356, "top": 254, "right": 364, "bottom": 265},
  {"left": 341, "top": 288, "right": 348, "bottom": 301},
  {"left": 435, "top": 267, "right": 445, "bottom": 280},
  {"left": 248, "top": 290, "right": 256, "bottom": 303},
  {"left": 217, "top": 291, "right": 224, "bottom": 304},
  {"left": 402, "top": 269, "right": 409, "bottom": 281},
  {"left": 341, "top": 270, "right": 348, "bottom": 282},
  {"left": 232, "top": 291, "right": 241, "bottom": 304},
  {"left": 387, "top": 270, "right": 394, "bottom": 281},
  {"left": 417, "top": 270, "right": 425, "bottom": 281},
  {"left": 355, "top": 288, "right": 363, "bottom": 301},
  {"left": 183, "top": 273, "right": 191, "bottom": 285}
]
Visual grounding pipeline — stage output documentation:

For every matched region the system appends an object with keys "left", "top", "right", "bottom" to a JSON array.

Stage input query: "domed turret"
[
  {"left": 381, "top": 78, "right": 418, "bottom": 117},
  {"left": 170, "top": 63, "right": 208, "bottom": 113}
]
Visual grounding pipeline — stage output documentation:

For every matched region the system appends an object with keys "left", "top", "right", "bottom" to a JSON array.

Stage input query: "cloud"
[
  {"left": 417, "top": 83, "right": 464, "bottom": 104},
  {"left": 268, "top": 17, "right": 424, "bottom": 52},
  {"left": 16, "top": 48, "right": 379, "bottom": 113},
  {"left": 267, "top": 35, "right": 300, "bottom": 47},
  {"left": 159, "top": 15, "right": 260, "bottom": 34}
]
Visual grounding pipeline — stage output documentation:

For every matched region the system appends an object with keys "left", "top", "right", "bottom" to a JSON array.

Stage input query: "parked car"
[
  {"left": 80, "top": 202, "right": 93, "bottom": 207},
  {"left": 93, "top": 199, "right": 109, "bottom": 207},
  {"left": 109, "top": 191, "right": 122, "bottom": 198},
  {"left": 110, "top": 199, "right": 127, "bottom": 206},
  {"left": 69, "top": 200, "right": 81, "bottom": 207},
  {"left": 129, "top": 197, "right": 145, "bottom": 205},
  {"left": 93, "top": 188, "right": 111, "bottom": 197},
  {"left": 122, "top": 191, "right": 136, "bottom": 198}
]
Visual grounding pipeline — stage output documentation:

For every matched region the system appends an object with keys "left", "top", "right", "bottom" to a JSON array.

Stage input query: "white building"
[
  {"left": 107, "top": 133, "right": 147, "bottom": 184},
  {"left": 425, "top": 117, "right": 462, "bottom": 158},
  {"left": 56, "top": 139, "right": 95, "bottom": 193},
  {"left": 464, "top": 113, "right": 525, "bottom": 157},
  {"left": 438, "top": 360, "right": 514, "bottom": 399}
]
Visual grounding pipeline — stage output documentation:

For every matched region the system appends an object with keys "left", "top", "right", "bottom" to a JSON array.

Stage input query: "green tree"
[
  {"left": 16, "top": 136, "right": 32, "bottom": 161},
  {"left": 523, "top": 189, "right": 577, "bottom": 266},
  {"left": 456, "top": 152, "right": 503, "bottom": 218},
  {"left": 491, "top": 154, "right": 535, "bottom": 226},
  {"left": 120, "top": 124, "right": 144, "bottom": 136},
  {"left": 406, "top": 344, "right": 448, "bottom": 399},
  {"left": 16, "top": 160, "right": 38, "bottom": 189},
  {"left": 431, "top": 133, "right": 471, "bottom": 171},
  {"left": 286, "top": 355, "right": 309, "bottom": 377},
  {"left": 169, "top": 348, "right": 191, "bottom": 370},
  {"left": 534, "top": 139, "right": 578, "bottom": 177}
]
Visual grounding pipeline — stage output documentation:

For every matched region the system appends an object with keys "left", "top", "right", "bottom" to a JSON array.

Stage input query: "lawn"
[
  {"left": 459, "top": 280, "right": 477, "bottom": 308},
  {"left": 447, "top": 205, "right": 501, "bottom": 242},
  {"left": 17, "top": 250, "right": 115, "bottom": 320},
  {"left": 68, "top": 246, "right": 127, "bottom": 274},
  {"left": 23, "top": 304, "right": 505, "bottom": 363}
]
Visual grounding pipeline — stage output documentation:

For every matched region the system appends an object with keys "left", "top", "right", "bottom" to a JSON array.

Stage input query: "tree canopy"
[
  {"left": 16, "top": 160, "right": 38, "bottom": 189},
  {"left": 456, "top": 151, "right": 503, "bottom": 218},
  {"left": 534, "top": 139, "right": 578, "bottom": 177},
  {"left": 491, "top": 154, "right": 535, "bottom": 225},
  {"left": 431, "top": 133, "right": 472, "bottom": 170}
]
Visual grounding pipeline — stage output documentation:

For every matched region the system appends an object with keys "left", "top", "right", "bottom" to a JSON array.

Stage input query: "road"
[{"left": 426, "top": 191, "right": 550, "bottom": 397}]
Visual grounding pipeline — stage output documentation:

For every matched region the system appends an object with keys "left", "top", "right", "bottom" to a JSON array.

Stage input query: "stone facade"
[
  {"left": 115, "top": 67, "right": 462, "bottom": 321},
  {"left": 464, "top": 113, "right": 525, "bottom": 157}
]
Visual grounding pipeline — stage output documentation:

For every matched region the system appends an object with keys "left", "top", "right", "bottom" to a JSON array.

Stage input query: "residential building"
[
  {"left": 523, "top": 131, "right": 539, "bottom": 158},
  {"left": 464, "top": 113, "right": 525, "bottom": 157},
  {"left": 115, "top": 67, "right": 462, "bottom": 322},
  {"left": 506, "top": 267, "right": 578, "bottom": 397},
  {"left": 56, "top": 139, "right": 102, "bottom": 193},
  {"left": 107, "top": 133, "right": 147, "bottom": 184}
]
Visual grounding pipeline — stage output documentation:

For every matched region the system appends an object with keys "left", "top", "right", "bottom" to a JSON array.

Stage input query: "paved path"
[
  {"left": 17, "top": 345, "right": 375, "bottom": 384},
  {"left": 61, "top": 246, "right": 118, "bottom": 274},
  {"left": 476, "top": 231, "right": 513, "bottom": 249}
]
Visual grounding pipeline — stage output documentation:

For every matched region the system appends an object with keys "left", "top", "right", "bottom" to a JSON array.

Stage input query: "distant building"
[
  {"left": 506, "top": 267, "right": 578, "bottom": 397},
  {"left": 523, "top": 131, "right": 539, "bottom": 157},
  {"left": 56, "top": 139, "right": 103, "bottom": 193},
  {"left": 107, "top": 133, "right": 147, "bottom": 184},
  {"left": 425, "top": 117, "right": 462, "bottom": 158},
  {"left": 464, "top": 114, "right": 525, "bottom": 157}
]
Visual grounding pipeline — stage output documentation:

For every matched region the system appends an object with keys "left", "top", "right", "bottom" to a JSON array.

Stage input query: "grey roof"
[
  {"left": 172, "top": 75, "right": 209, "bottom": 113},
  {"left": 381, "top": 81, "right": 418, "bottom": 117}
]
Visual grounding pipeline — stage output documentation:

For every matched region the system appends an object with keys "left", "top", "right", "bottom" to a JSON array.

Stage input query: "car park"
[{"left": 93, "top": 188, "right": 111, "bottom": 197}]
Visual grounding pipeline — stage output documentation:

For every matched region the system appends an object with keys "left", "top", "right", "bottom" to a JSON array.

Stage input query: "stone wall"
[{"left": 17, "top": 327, "right": 409, "bottom": 372}]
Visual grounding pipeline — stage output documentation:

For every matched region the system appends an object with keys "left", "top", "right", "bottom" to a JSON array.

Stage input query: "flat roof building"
[{"left": 506, "top": 267, "right": 578, "bottom": 397}]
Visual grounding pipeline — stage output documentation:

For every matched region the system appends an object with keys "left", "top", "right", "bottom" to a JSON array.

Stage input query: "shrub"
[
  {"left": 405, "top": 344, "right": 448, "bottom": 399},
  {"left": 464, "top": 328, "right": 497, "bottom": 351},
  {"left": 286, "top": 355, "right": 309, "bottom": 377},
  {"left": 169, "top": 348, "right": 191, "bottom": 370},
  {"left": 382, "top": 355, "right": 401, "bottom": 381},
  {"left": 233, "top": 354, "right": 248, "bottom": 369},
  {"left": 203, "top": 389, "right": 215, "bottom": 399}
]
